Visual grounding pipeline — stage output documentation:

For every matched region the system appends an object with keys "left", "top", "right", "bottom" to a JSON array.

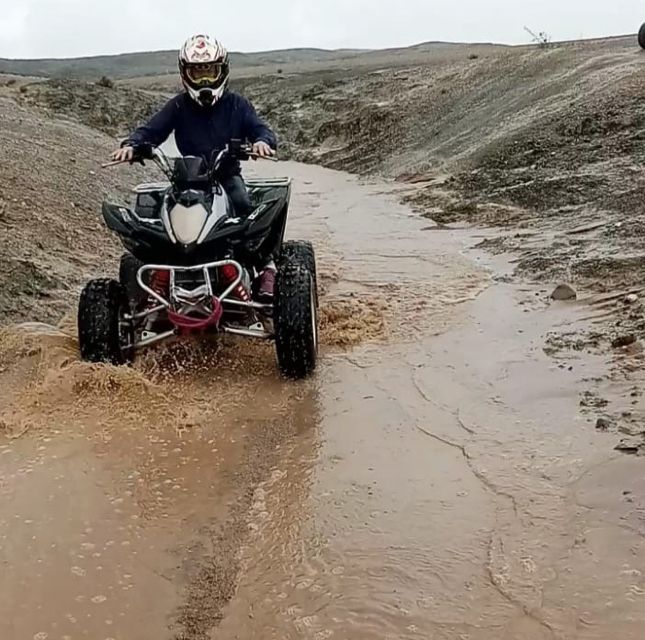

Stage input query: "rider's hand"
[
  {"left": 111, "top": 146, "right": 135, "bottom": 163},
  {"left": 252, "top": 141, "right": 275, "bottom": 159}
]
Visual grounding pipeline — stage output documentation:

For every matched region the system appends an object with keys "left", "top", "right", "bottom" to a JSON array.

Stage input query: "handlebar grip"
[{"left": 128, "top": 143, "right": 154, "bottom": 161}]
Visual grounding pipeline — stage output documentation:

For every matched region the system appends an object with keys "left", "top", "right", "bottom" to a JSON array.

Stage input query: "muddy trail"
[{"left": 1, "top": 160, "right": 644, "bottom": 640}]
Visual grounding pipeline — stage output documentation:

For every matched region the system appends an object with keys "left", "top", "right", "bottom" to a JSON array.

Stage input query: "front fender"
[{"left": 102, "top": 201, "right": 135, "bottom": 237}]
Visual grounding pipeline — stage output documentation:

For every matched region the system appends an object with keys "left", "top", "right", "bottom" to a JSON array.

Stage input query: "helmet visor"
[{"left": 185, "top": 62, "right": 224, "bottom": 87}]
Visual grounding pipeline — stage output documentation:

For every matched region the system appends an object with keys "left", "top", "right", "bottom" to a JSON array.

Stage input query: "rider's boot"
[{"left": 256, "top": 261, "right": 276, "bottom": 302}]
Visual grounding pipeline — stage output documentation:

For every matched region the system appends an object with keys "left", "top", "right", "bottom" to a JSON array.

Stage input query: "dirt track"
[{"left": 1, "top": 35, "right": 645, "bottom": 640}]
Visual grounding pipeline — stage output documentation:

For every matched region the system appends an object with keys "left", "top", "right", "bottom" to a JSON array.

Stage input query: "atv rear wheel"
[
  {"left": 274, "top": 255, "right": 318, "bottom": 379},
  {"left": 280, "top": 240, "right": 318, "bottom": 308},
  {"left": 78, "top": 278, "right": 133, "bottom": 365},
  {"left": 119, "top": 252, "right": 148, "bottom": 309},
  {"left": 639, "top": 23, "right": 645, "bottom": 50}
]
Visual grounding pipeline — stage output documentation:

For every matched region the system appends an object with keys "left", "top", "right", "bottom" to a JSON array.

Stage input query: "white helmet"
[{"left": 179, "top": 35, "right": 230, "bottom": 107}]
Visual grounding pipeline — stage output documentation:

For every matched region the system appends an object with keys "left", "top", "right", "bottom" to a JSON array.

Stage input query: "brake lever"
[
  {"left": 237, "top": 143, "right": 278, "bottom": 163},
  {"left": 247, "top": 152, "right": 279, "bottom": 163},
  {"left": 101, "top": 158, "right": 145, "bottom": 169},
  {"left": 101, "top": 159, "right": 126, "bottom": 169}
]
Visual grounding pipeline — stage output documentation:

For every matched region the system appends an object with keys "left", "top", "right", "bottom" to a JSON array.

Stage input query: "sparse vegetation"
[
  {"left": 16, "top": 79, "right": 164, "bottom": 136},
  {"left": 524, "top": 26, "right": 553, "bottom": 49},
  {"left": 97, "top": 75, "right": 115, "bottom": 89}
]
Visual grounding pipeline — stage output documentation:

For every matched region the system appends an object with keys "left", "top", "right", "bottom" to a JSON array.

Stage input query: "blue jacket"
[{"left": 126, "top": 90, "right": 277, "bottom": 176}]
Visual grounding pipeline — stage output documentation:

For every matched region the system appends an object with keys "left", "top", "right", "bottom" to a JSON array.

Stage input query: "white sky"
[{"left": 0, "top": 0, "right": 641, "bottom": 58}]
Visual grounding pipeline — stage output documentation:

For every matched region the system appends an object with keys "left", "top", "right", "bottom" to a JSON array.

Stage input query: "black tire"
[
  {"left": 274, "top": 256, "right": 318, "bottom": 379},
  {"left": 280, "top": 240, "right": 318, "bottom": 307},
  {"left": 78, "top": 278, "right": 133, "bottom": 365},
  {"left": 640, "top": 23, "right": 645, "bottom": 50},
  {"left": 119, "top": 252, "right": 147, "bottom": 309}
]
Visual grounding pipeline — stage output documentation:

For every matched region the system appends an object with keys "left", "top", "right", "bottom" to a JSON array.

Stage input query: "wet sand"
[{"left": 1, "top": 162, "right": 643, "bottom": 640}]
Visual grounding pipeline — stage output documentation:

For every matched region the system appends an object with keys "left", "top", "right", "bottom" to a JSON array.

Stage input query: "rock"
[
  {"left": 611, "top": 334, "right": 637, "bottom": 349},
  {"left": 551, "top": 283, "right": 577, "bottom": 301},
  {"left": 625, "top": 294, "right": 639, "bottom": 305},
  {"left": 596, "top": 417, "right": 612, "bottom": 431},
  {"left": 619, "top": 424, "right": 645, "bottom": 438},
  {"left": 615, "top": 439, "right": 644, "bottom": 455},
  {"left": 625, "top": 340, "right": 644, "bottom": 355}
]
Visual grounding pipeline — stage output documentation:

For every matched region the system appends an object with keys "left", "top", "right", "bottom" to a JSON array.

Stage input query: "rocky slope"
[
  {"left": 0, "top": 96, "right": 147, "bottom": 323},
  {"left": 237, "top": 39, "right": 645, "bottom": 292},
  {"left": 15, "top": 78, "right": 167, "bottom": 137}
]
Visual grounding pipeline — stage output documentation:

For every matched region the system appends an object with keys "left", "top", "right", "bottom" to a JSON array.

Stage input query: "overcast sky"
[{"left": 0, "top": 0, "right": 641, "bottom": 59}]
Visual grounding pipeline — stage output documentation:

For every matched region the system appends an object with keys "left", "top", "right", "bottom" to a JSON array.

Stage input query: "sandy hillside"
[{"left": 0, "top": 95, "right": 150, "bottom": 323}]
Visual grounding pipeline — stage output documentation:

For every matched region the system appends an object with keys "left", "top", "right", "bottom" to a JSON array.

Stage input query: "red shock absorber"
[
  {"left": 150, "top": 270, "right": 170, "bottom": 298},
  {"left": 220, "top": 264, "right": 250, "bottom": 301}
]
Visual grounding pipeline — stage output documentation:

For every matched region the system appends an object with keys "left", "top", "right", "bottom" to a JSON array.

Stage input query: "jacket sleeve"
[
  {"left": 126, "top": 97, "right": 177, "bottom": 148},
  {"left": 241, "top": 98, "right": 277, "bottom": 149}
]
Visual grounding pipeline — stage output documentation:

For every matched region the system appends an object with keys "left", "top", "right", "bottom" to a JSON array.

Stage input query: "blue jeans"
[{"left": 220, "top": 174, "right": 252, "bottom": 218}]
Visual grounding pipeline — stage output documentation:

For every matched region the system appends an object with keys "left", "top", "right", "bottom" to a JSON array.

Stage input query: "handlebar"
[{"left": 101, "top": 142, "right": 277, "bottom": 171}]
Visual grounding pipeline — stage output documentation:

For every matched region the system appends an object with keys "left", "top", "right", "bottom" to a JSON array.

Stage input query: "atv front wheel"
[
  {"left": 280, "top": 240, "right": 318, "bottom": 308},
  {"left": 78, "top": 278, "right": 133, "bottom": 365},
  {"left": 274, "top": 256, "right": 318, "bottom": 379},
  {"left": 119, "top": 252, "right": 148, "bottom": 309},
  {"left": 640, "top": 23, "right": 645, "bottom": 50}
]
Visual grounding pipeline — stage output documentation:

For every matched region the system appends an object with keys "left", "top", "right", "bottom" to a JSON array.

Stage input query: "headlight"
[{"left": 169, "top": 203, "right": 209, "bottom": 245}]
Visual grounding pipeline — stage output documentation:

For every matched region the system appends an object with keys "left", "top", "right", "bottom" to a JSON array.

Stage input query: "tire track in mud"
[
  {"left": 412, "top": 408, "right": 555, "bottom": 636},
  {"left": 392, "top": 368, "right": 556, "bottom": 638},
  {"left": 174, "top": 393, "right": 318, "bottom": 640},
  {"left": 413, "top": 412, "right": 556, "bottom": 637}
]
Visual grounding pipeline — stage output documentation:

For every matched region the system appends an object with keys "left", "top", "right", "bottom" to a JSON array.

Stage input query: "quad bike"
[
  {"left": 640, "top": 23, "right": 645, "bottom": 50},
  {"left": 77, "top": 142, "right": 318, "bottom": 379}
]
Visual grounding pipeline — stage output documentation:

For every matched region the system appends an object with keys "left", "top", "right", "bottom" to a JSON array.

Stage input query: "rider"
[{"left": 111, "top": 34, "right": 278, "bottom": 299}]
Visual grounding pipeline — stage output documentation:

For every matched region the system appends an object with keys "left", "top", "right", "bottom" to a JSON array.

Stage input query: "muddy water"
[
  {"left": 219, "top": 276, "right": 645, "bottom": 640},
  {"left": 1, "top": 162, "right": 643, "bottom": 640}
]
